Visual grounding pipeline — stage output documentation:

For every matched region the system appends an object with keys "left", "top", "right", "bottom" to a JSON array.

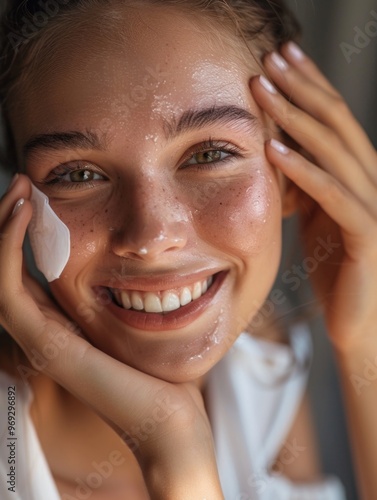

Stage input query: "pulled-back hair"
[{"left": 0, "top": 0, "right": 300, "bottom": 171}]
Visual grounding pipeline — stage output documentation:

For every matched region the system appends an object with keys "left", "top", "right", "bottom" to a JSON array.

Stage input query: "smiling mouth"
[
  {"left": 109, "top": 274, "right": 215, "bottom": 314},
  {"left": 95, "top": 271, "right": 227, "bottom": 331}
]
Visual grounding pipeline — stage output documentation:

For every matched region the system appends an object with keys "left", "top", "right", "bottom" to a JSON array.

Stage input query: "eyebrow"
[
  {"left": 163, "top": 105, "right": 258, "bottom": 140},
  {"left": 22, "top": 105, "right": 258, "bottom": 160},
  {"left": 23, "top": 129, "right": 108, "bottom": 161}
]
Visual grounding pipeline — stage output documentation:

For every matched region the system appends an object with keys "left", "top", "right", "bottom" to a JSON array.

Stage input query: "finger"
[
  {"left": 264, "top": 47, "right": 377, "bottom": 171},
  {"left": 0, "top": 198, "right": 34, "bottom": 309},
  {"left": 0, "top": 175, "right": 31, "bottom": 227},
  {"left": 266, "top": 139, "right": 377, "bottom": 258},
  {"left": 281, "top": 42, "right": 339, "bottom": 96},
  {"left": 251, "top": 75, "right": 377, "bottom": 213},
  {"left": 0, "top": 202, "right": 183, "bottom": 440}
]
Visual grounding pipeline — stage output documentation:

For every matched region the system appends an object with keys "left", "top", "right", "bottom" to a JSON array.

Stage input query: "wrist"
[
  {"left": 138, "top": 428, "right": 223, "bottom": 499},
  {"left": 143, "top": 457, "right": 224, "bottom": 500},
  {"left": 333, "top": 333, "right": 377, "bottom": 394}
]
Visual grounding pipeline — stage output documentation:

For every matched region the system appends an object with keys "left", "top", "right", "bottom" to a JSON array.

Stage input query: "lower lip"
[{"left": 100, "top": 271, "right": 228, "bottom": 332}]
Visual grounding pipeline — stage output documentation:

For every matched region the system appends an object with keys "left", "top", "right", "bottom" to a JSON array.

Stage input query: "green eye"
[
  {"left": 68, "top": 169, "right": 98, "bottom": 182},
  {"left": 187, "top": 150, "right": 226, "bottom": 165},
  {"left": 43, "top": 162, "right": 107, "bottom": 189}
]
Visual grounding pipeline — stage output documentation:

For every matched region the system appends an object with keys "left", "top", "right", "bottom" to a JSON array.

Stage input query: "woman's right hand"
[{"left": 0, "top": 174, "right": 224, "bottom": 499}]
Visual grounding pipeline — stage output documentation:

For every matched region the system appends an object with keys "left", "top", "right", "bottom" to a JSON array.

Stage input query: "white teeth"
[
  {"left": 192, "top": 282, "right": 202, "bottom": 300},
  {"left": 144, "top": 293, "right": 163, "bottom": 313},
  {"left": 131, "top": 291, "right": 144, "bottom": 310},
  {"left": 180, "top": 287, "right": 192, "bottom": 306},
  {"left": 113, "top": 274, "right": 216, "bottom": 313},
  {"left": 120, "top": 291, "right": 132, "bottom": 309},
  {"left": 162, "top": 292, "right": 181, "bottom": 312}
]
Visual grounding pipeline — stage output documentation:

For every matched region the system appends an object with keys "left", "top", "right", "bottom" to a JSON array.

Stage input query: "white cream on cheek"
[{"left": 28, "top": 185, "right": 71, "bottom": 282}]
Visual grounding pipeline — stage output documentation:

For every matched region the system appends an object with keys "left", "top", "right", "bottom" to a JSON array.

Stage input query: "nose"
[{"left": 110, "top": 177, "right": 189, "bottom": 260}]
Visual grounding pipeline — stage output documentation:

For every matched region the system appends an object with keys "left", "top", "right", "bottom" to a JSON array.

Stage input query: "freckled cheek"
[
  {"left": 194, "top": 172, "right": 281, "bottom": 256},
  {"left": 52, "top": 200, "right": 115, "bottom": 269}
]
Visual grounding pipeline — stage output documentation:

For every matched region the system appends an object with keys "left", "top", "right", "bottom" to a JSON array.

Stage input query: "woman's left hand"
[{"left": 250, "top": 42, "right": 377, "bottom": 353}]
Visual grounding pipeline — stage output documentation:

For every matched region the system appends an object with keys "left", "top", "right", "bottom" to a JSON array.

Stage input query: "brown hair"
[{"left": 0, "top": 0, "right": 300, "bottom": 172}]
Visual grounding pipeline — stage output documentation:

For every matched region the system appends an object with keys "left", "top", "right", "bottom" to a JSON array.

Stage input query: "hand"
[
  {"left": 0, "top": 174, "right": 223, "bottom": 499},
  {"left": 250, "top": 42, "right": 377, "bottom": 353}
]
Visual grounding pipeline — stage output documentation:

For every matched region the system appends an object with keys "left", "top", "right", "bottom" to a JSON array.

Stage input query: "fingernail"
[
  {"left": 271, "top": 52, "right": 289, "bottom": 71},
  {"left": 270, "top": 139, "right": 290, "bottom": 155},
  {"left": 259, "top": 75, "right": 277, "bottom": 94},
  {"left": 12, "top": 198, "right": 25, "bottom": 217},
  {"left": 6, "top": 174, "right": 19, "bottom": 193},
  {"left": 286, "top": 42, "right": 305, "bottom": 61}
]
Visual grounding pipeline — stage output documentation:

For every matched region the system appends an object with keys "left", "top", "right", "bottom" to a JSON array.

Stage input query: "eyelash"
[
  {"left": 181, "top": 138, "right": 243, "bottom": 170},
  {"left": 41, "top": 138, "right": 244, "bottom": 189}
]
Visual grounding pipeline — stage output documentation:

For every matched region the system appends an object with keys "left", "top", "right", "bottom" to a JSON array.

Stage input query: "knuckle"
[
  {"left": 317, "top": 178, "right": 346, "bottom": 204},
  {"left": 0, "top": 296, "right": 12, "bottom": 329},
  {"left": 273, "top": 104, "right": 298, "bottom": 129},
  {"left": 316, "top": 92, "right": 351, "bottom": 125},
  {"left": 316, "top": 126, "right": 342, "bottom": 151},
  {"left": 331, "top": 93, "right": 348, "bottom": 110},
  {"left": 329, "top": 94, "right": 351, "bottom": 119}
]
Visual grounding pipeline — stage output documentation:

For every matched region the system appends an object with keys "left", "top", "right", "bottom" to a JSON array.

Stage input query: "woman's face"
[{"left": 10, "top": 5, "right": 291, "bottom": 382}]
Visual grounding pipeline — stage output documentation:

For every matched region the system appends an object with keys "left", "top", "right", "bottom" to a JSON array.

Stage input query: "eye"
[
  {"left": 186, "top": 150, "right": 229, "bottom": 165},
  {"left": 181, "top": 139, "right": 243, "bottom": 170},
  {"left": 42, "top": 162, "right": 107, "bottom": 189},
  {"left": 61, "top": 169, "right": 103, "bottom": 183}
]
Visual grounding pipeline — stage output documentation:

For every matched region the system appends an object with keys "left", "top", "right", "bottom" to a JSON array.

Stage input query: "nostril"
[{"left": 111, "top": 220, "right": 188, "bottom": 259}]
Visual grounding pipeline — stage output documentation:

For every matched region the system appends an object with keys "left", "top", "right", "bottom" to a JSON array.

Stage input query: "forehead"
[{"left": 11, "top": 5, "right": 259, "bottom": 145}]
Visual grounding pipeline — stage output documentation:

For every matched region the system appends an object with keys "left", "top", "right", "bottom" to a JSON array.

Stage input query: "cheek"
[
  {"left": 194, "top": 166, "right": 282, "bottom": 257},
  {"left": 52, "top": 196, "right": 114, "bottom": 270}
]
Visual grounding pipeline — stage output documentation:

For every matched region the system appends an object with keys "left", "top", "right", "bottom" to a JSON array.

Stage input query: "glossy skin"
[
  {"left": 8, "top": 6, "right": 289, "bottom": 382},
  {"left": 2, "top": 3, "right": 377, "bottom": 499}
]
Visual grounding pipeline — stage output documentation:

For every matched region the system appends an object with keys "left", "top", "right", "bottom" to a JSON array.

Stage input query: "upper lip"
[{"left": 97, "top": 268, "right": 226, "bottom": 293}]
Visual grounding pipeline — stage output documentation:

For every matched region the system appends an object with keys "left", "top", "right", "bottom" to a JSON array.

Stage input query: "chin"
[{"left": 87, "top": 320, "right": 234, "bottom": 385}]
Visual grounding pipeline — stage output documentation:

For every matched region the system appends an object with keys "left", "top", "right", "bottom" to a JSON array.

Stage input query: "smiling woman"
[
  {"left": 0, "top": 0, "right": 377, "bottom": 499},
  {"left": 3, "top": 3, "right": 289, "bottom": 384}
]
